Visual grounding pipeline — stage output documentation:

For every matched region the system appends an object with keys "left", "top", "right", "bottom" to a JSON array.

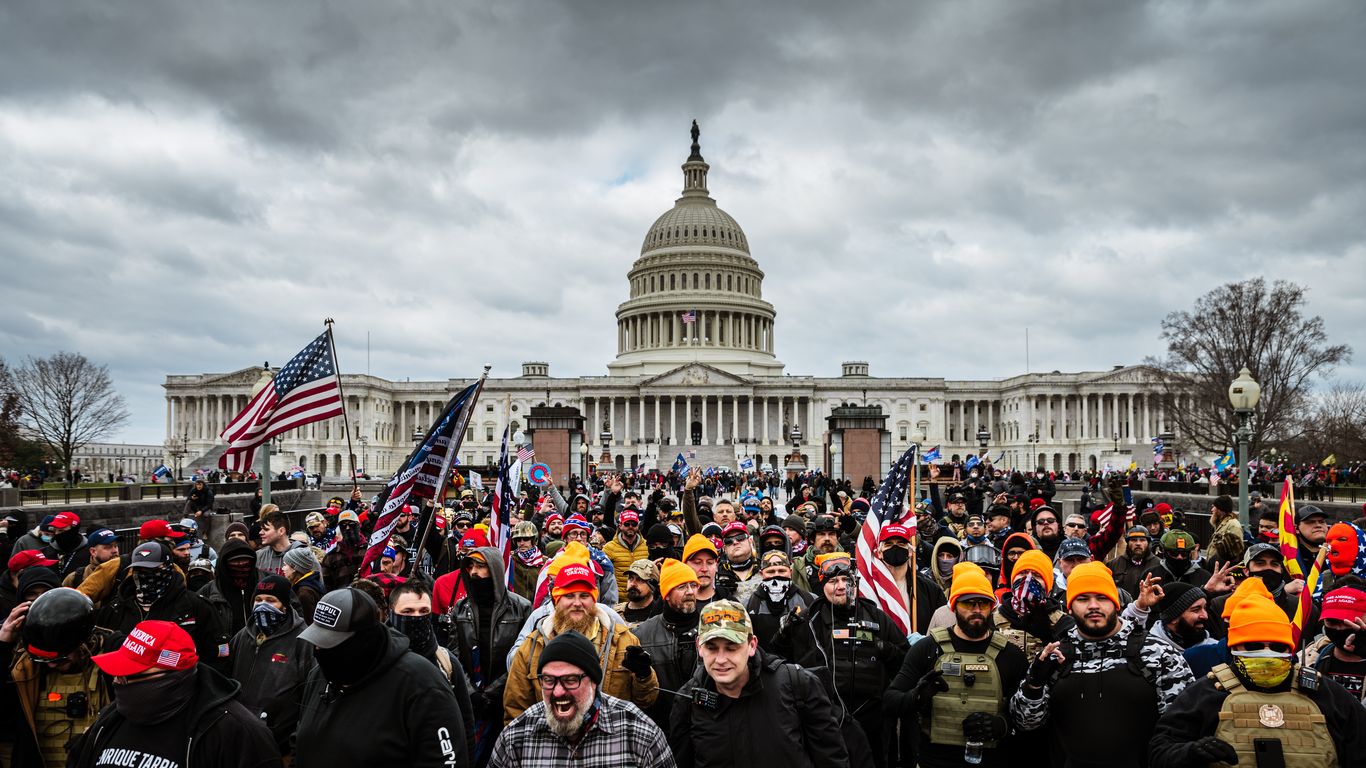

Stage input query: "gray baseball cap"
[
  {"left": 298, "top": 588, "right": 381, "bottom": 649},
  {"left": 128, "top": 541, "right": 169, "bottom": 569}
]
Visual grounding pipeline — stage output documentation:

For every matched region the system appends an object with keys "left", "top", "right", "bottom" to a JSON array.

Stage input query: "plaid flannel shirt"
[{"left": 489, "top": 694, "right": 676, "bottom": 768}]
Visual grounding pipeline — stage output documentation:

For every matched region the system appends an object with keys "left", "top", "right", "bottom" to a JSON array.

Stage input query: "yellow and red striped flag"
[{"left": 1276, "top": 477, "right": 1303, "bottom": 579}]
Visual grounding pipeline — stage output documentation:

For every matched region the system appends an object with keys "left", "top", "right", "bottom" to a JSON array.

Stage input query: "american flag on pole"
[
  {"left": 856, "top": 444, "right": 919, "bottom": 635},
  {"left": 490, "top": 425, "right": 516, "bottom": 570},
  {"left": 360, "top": 380, "right": 482, "bottom": 577},
  {"left": 681, "top": 310, "right": 696, "bottom": 324},
  {"left": 218, "top": 332, "right": 344, "bottom": 473}
]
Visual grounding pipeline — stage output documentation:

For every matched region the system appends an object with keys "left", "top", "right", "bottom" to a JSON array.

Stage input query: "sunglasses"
[
  {"left": 1064, "top": 522, "right": 1087, "bottom": 529},
  {"left": 723, "top": 535, "right": 748, "bottom": 545}
]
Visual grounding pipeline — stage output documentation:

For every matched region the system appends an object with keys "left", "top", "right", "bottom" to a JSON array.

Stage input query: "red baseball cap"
[
  {"left": 460, "top": 529, "right": 490, "bottom": 549},
  {"left": 1029, "top": 498, "right": 1046, "bottom": 511},
  {"left": 721, "top": 521, "right": 748, "bottom": 538},
  {"left": 92, "top": 620, "right": 199, "bottom": 676},
  {"left": 49, "top": 512, "right": 80, "bottom": 531},
  {"left": 1320, "top": 587, "right": 1366, "bottom": 622},
  {"left": 139, "top": 520, "right": 185, "bottom": 541},
  {"left": 880, "top": 524, "right": 913, "bottom": 543},
  {"left": 619, "top": 509, "right": 640, "bottom": 524},
  {"left": 556, "top": 563, "right": 596, "bottom": 592},
  {"left": 8, "top": 550, "right": 58, "bottom": 574},
  {"left": 433, "top": 515, "right": 447, "bottom": 531}
]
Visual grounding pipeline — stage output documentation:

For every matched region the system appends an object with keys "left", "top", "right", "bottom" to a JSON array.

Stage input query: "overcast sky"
[{"left": 2, "top": 1, "right": 1362, "bottom": 445}]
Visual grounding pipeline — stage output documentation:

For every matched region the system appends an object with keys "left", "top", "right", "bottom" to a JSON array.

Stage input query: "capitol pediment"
[
  {"left": 200, "top": 367, "right": 270, "bottom": 387},
  {"left": 643, "top": 363, "right": 750, "bottom": 388},
  {"left": 1086, "top": 364, "right": 1161, "bottom": 385}
]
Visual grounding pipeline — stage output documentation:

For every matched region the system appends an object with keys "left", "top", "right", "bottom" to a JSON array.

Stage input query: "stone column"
[
  {"left": 670, "top": 396, "right": 677, "bottom": 444},
  {"left": 1126, "top": 394, "right": 1135, "bottom": 440},
  {"left": 1142, "top": 395, "right": 1151, "bottom": 441},
  {"left": 761, "top": 396, "right": 769, "bottom": 445},
  {"left": 748, "top": 397, "right": 755, "bottom": 443},
  {"left": 638, "top": 396, "right": 645, "bottom": 442},
  {"left": 701, "top": 396, "right": 708, "bottom": 444},
  {"left": 624, "top": 398, "right": 632, "bottom": 443}
]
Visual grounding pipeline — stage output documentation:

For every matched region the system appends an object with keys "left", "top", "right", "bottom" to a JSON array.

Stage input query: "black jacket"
[
  {"left": 1149, "top": 671, "right": 1366, "bottom": 768},
  {"left": 633, "top": 609, "right": 701, "bottom": 726},
  {"left": 229, "top": 614, "right": 315, "bottom": 755},
  {"left": 68, "top": 664, "right": 281, "bottom": 768},
  {"left": 789, "top": 596, "right": 909, "bottom": 716},
  {"left": 95, "top": 569, "right": 229, "bottom": 673},
  {"left": 296, "top": 629, "right": 469, "bottom": 768},
  {"left": 448, "top": 546, "right": 531, "bottom": 722},
  {"left": 670, "top": 648, "right": 849, "bottom": 768}
]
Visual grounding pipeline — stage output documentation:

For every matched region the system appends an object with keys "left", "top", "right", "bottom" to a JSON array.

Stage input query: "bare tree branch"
[
  {"left": 10, "top": 352, "right": 130, "bottom": 481},
  {"left": 1144, "top": 278, "right": 1351, "bottom": 457}
]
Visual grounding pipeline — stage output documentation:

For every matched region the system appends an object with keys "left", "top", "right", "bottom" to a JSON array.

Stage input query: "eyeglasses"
[
  {"left": 1034, "top": 518, "right": 1058, "bottom": 526},
  {"left": 455, "top": 522, "right": 472, "bottom": 529},
  {"left": 538, "top": 673, "right": 587, "bottom": 691},
  {"left": 723, "top": 535, "right": 748, "bottom": 545},
  {"left": 1064, "top": 522, "right": 1087, "bottom": 530},
  {"left": 620, "top": 521, "right": 639, "bottom": 528}
]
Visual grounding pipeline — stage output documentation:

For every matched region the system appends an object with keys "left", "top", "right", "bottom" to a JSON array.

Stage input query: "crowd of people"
[{"left": 1, "top": 458, "right": 1365, "bottom": 767}]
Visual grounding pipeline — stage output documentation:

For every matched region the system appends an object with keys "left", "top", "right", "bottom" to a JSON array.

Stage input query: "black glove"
[
  {"left": 1189, "top": 736, "right": 1239, "bottom": 764},
  {"left": 908, "top": 669, "right": 949, "bottom": 714},
  {"left": 622, "top": 644, "right": 653, "bottom": 678},
  {"left": 1025, "top": 647, "right": 1065, "bottom": 689},
  {"left": 468, "top": 688, "right": 491, "bottom": 714},
  {"left": 962, "top": 712, "right": 1008, "bottom": 742},
  {"left": 778, "top": 604, "right": 807, "bottom": 635}
]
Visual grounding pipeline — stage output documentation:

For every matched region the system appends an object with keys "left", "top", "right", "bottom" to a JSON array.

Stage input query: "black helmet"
[{"left": 22, "top": 587, "right": 94, "bottom": 662}]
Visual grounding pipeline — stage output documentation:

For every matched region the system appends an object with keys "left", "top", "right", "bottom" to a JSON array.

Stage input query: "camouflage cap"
[
  {"left": 627, "top": 558, "right": 660, "bottom": 583},
  {"left": 511, "top": 521, "right": 538, "bottom": 540},
  {"left": 698, "top": 600, "right": 753, "bottom": 645}
]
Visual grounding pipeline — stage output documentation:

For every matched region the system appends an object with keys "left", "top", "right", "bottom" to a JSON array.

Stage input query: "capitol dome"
[{"left": 608, "top": 122, "right": 784, "bottom": 377}]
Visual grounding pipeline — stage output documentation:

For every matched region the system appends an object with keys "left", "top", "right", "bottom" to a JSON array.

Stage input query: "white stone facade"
[
  {"left": 70, "top": 442, "right": 165, "bottom": 480},
  {"left": 164, "top": 126, "right": 1178, "bottom": 478}
]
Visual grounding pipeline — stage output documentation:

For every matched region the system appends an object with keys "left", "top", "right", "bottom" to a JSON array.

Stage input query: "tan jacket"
[
  {"left": 502, "top": 604, "right": 658, "bottom": 724},
  {"left": 1207, "top": 516, "right": 1246, "bottom": 567}
]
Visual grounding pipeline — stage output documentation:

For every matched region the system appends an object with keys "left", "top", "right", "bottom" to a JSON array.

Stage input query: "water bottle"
[{"left": 964, "top": 738, "right": 984, "bottom": 764}]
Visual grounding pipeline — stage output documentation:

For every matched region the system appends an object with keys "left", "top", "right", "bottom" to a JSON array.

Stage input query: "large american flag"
[
  {"left": 219, "top": 332, "right": 344, "bottom": 473},
  {"left": 856, "top": 444, "right": 919, "bottom": 635},
  {"left": 681, "top": 310, "right": 696, "bottom": 324},
  {"left": 490, "top": 425, "right": 516, "bottom": 571},
  {"left": 359, "top": 380, "right": 483, "bottom": 576}
]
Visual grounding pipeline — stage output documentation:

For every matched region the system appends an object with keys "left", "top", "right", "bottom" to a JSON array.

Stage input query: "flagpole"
[
  {"left": 906, "top": 442, "right": 919, "bottom": 633},
  {"left": 409, "top": 366, "right": 492, "bottom": 576},
  {"left": 324, "top": 319, "right": 359, "bottom": 492}
]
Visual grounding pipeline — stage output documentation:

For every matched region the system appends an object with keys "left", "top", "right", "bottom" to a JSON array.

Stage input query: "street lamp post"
[
  {"left": 250, "top": 366, "right": 274, "bottom": 506},
  {"left": 1112, "top": 431, "right": 1119, "bottom": 453},
  {"left": 580, "top": 441, "right": 590, "bottom": 482},
  {"left": 1229, "top": 367, "right": 1262, "bottom": 528},
  {"left": 359, "top": 435, "right": 369, "bottom": 479}
]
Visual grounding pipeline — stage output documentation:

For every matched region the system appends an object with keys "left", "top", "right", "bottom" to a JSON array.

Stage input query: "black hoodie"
[
  {"left": 201, "top": 538, "right": 260, "bottom": 637},
  {"left": 296, "top": 628, "right": 469, "bottom": 768},
  {"left": 68, "top": 664, "right": 281, "bottom": 768}
]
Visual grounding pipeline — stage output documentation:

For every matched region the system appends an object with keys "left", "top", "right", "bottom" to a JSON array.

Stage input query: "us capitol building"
[{"left": 164, "top": 125, "right": 1182, "bottom": 483}]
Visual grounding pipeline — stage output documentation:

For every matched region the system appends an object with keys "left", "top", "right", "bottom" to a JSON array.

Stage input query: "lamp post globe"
[{"left": 1228, "top": 367, "right": 1261, "bottom": 527}]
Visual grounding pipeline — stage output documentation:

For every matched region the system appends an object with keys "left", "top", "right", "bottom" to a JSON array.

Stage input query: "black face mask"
[
  {"left": 882, "top": 546, "right": 910, "bottom": 567},
  {"left": 390, "top": 614, "right": 437, "bottom": 658},
  {"left": 1165, "top": 558, "right": 1191, "bottom": 576},
  {"left": 55, "top": 529, "right": 83, "bottom": 552},
  {"left": 648, "top": 546, "right": 674, "bottom": 561},
  {"left": 314, "top": 624, "right": 388, "bottom": 686},
  {"left": 341, "top": 525, "right": 363, "bottom": 547},
  {"left": 114, "top": 668, "right": 197, "bottom": 724},
  {"left": 1256, "top": 570, "right": 1286, "bottom": 593},
  {"left": 1324, "top": 626, "right": 1356, "bottom": 651},
  {"left": 466, "top": 574, "right": 495, "bottom": 604},
  {"left": 186, "top": 572, "right": 213, "bottom": 592}
]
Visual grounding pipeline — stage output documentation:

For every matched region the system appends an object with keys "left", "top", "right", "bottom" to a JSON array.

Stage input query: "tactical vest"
[
  {"left": 923, "top": 627, "right": 1009, "bottom": 747},
  {"left": 1209, "top": 663, "right": 1337, "bottom": 768},
  {"left": 34, "top": 665, "right": 104, "bottom": 768}
]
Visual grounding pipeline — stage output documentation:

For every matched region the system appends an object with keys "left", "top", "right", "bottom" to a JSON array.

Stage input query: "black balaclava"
[
  {"left": 314, "top": 623, "right": 389, "bottom": 687},
  {"left": 134, "top": 564, "right": 177, "bottom": 608},
  {"left": 466, "top": 571, "right": 495, "bottom": 606}
]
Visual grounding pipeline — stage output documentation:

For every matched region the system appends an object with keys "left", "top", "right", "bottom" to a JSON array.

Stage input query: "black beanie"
[
  {"left": 1158, "top": 582, "right": 1205, "bottom": 622},
  {"left": 646, "top": 523, "right": 674, "bottom": 547},
  {"left": 538, "top": 630, "right": 602, "bottom": 685},
  {"left": 254, "top": 574, "right": 294, "bottom": 611}
]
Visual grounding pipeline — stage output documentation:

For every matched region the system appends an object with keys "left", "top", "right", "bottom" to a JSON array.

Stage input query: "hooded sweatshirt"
[
  {"left": 449, "top": 546, "right": 532, "bottom": 719},
  {"left": 929, "top": 536, "right": 963, "bottom": 594},
  {"left": 201, "top": 539, "right": 260, "bottom": 637}
]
